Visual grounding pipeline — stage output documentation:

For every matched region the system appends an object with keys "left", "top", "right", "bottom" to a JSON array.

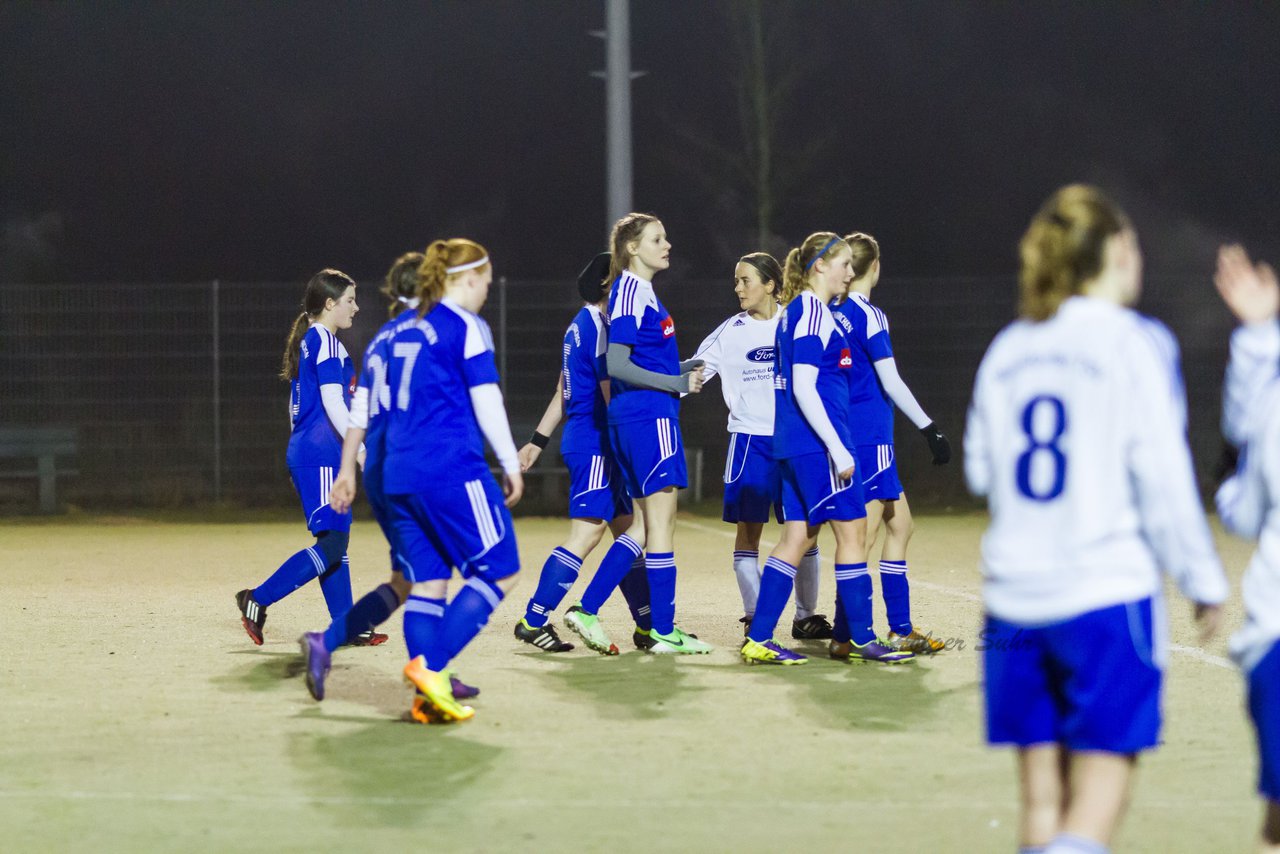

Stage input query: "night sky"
[{"left": 4, "top": 1, "right": 1280, "bottom": 284}]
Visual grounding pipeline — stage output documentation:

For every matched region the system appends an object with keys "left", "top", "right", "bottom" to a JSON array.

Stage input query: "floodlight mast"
[{"left": 592, "top": 0, "right": 645, "bottom": 236}]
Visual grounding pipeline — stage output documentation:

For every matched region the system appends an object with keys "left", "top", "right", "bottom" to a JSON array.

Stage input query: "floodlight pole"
[{"left": 593, "top": 0, "right": 644, "bottom": 235}]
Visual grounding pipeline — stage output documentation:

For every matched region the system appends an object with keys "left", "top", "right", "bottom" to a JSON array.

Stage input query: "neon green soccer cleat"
[
  {"left": 564, "top": 605, "right": 619, "bottom": 656},
  {"left": 740, "top": 637, "right": 808, "bottom": 665},
  {"left": 648, "top": 626, "right": 713, "bottom": 655}
]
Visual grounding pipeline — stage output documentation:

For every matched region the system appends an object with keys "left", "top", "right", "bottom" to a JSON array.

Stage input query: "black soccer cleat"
[
  {"left": 235, "top": 589, "right": 267, "bottom": 645},
  {"left": 791, "top": 614, "right": 834, "bottom": 640},
  {"left": 514, "top": 619, "right": 575, "bottom": 652}
]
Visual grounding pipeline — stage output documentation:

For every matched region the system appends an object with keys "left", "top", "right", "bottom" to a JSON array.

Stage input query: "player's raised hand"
[
  {"left": 517, "top": 443, "right": 542, "bottom": 472},
  {"left": 502, "top": 470, "right": 525, "bottom": 508},
  {"left": 1194, "top": 601, "right": 1223, "bottom": 644},
  {"left": 330, "top": 469, "right": 357, "bottom": 513},
  {"left": 1215, "top": 244, "right": 1279, "bottom": 325}
]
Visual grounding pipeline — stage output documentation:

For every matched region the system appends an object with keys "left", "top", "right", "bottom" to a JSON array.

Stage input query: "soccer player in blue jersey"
[
  {"left": 380, "top": 237, "right": 524, "bottom": 723},
  {"left": 513, "top": 252, "right": 654, "bottom": 655},
  {"left": 235, "top": 270, "right": 387, "bottom": 648},
  {"left": 828, "top": 232, "right": 950, "bottom": 657},
  {"left": 741, "top": 232, "right": 913, "bottom": 666},
  {"left": 562, "top": 212, "right": 712, "bottom": 655},
  {"left": 301, "top": 252, "right": 475, "bottom": 703},
  {"left": 966, "top": 186, "right": 1226, "bottom": 853},
  {"left": 692, "top": 252, "right": 832, "bottom": 639},
  {"left": 1213, "top": 243, "right": 1280, "bottom": 854}
]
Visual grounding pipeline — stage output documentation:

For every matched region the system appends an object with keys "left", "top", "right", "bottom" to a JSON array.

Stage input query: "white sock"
[
  {"left": 793, "top": 547, "right": 821, "bottom": 620},
  {"left": 1045, "top": 834, "right": 1108, "bottom": 854},
  {"left": 732, "top": 550, "right": 760, "bottom": 616}
]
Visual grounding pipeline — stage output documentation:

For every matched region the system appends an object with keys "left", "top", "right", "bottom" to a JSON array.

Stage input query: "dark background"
[{"left": 2, "top": 2, "right": 1277, "bottom": 512}]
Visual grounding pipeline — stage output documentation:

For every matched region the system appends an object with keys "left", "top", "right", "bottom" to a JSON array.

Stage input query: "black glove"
[{"left": 920, "top": 422, "right": 951, "bottom": 465}]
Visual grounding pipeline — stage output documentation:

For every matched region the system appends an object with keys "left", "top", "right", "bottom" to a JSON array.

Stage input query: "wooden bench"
[{"left": 0, "top": 427, "right": 79, "bottom": 513}]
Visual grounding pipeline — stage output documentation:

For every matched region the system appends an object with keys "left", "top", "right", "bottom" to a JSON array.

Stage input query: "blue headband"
[{"left": 804, "top": 237, "right": 842, "bottom": 272}]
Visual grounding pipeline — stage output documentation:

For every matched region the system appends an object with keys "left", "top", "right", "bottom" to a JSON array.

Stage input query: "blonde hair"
[
  {"left": 843, "top": 232, "right": 880, "bottom": 280},
  {"left": 1019, "top": 185, "right": 1129, "bottom": 322},
  {"left": 417, "top": 238, "right": 489, "bottom": 314},
  {"left": 608, "top": 213, "right": 661, "bottom": 283},
  {"left": 279, "top": 269, "right": 356, "bottom": 380},
  {"left": 781, "top": 232, "right": 846, "bottom": 304}
]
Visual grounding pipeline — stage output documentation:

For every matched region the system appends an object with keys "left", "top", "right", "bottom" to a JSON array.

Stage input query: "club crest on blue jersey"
[{"left": 747, "top": 347, "right": 774, "bottom": 363}]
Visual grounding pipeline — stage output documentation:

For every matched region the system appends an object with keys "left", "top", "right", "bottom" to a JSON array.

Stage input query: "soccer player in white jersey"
[
  {"left": 512, "top": 252, "right": 654, "bottom": 655},
  {"left": 742, "top": 232, "right": 913, "bottom": 666},
  {"left": 828, "top": 232, "right": 950, "bottom": 657},
  {"left": 965, "top": 185, "right": 1226, "bottom": 854},
  {"left": 1212, "top": 243, "right": 1280, "bottom": 853},
  {"left": 234, "top": 270, "right": 387, "bottom": 648},
  {"left": 692, "top": 252, "right": 832, "bottom": 639}
]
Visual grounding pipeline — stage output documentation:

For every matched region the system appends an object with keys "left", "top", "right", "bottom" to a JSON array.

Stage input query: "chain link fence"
[{"left": 0, "top": 274, "right": 1234, "bottom": 514}]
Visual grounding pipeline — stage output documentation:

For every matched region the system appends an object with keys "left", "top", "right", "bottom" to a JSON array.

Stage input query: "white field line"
[
  {"left": 0, "top": 789, "right": 1241, "bottom": 810},
  {"left": 676, "top": 518, "right": 1236, "bottom": 670}
]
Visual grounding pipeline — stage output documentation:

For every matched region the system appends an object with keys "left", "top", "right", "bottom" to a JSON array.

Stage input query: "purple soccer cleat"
[
  {"left": 449, "top": 673, "right": 480, "bottom": 700},
  {"left": 299, "top": 632, "right": 332, "bottom": 700}
]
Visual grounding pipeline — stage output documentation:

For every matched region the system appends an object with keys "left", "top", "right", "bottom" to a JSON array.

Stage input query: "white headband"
[{"left": 446, "top": 256, "right": 490, "bottom": 274}]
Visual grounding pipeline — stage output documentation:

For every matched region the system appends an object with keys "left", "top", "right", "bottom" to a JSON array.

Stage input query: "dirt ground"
[{"left": 0, "top": 511, "right": 1262, "bottom": 852}]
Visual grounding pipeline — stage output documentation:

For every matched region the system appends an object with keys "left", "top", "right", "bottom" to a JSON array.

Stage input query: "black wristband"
[{"left": 529, "top": 431, "right": 550, "bottom": 450}]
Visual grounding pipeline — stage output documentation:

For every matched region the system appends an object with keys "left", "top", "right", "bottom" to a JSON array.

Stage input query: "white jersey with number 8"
[{"left": 965, "top": 295, "right": 1228, "bottom": 624}]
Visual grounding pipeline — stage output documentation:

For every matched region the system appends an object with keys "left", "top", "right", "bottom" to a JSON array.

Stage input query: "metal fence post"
[
  {"left": 212, "top": 279, "right": 222, "bottom": 503},
  {"left": 498, "top": 275, "right": 508, "bottom": 398}
]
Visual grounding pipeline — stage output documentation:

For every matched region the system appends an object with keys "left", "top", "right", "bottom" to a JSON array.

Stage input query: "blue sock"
[
  {"left": 431, "top": 576, "right": 506, "bottom": 671},
  {"left": 322, "top": 583, "right": 400, "bottom": 653},
  {"left": 318, "top": 555, "right": 353, "bottom": 621},
  {"left": 617, "top": 557, "right": 652, "bottom": 631},
  {"left": 404, "top": 595, "right": 445, "bottom": 663},
  {"left": 645, "top": 552, "right": 677, "bottom": 635},
  {"left": 523, "top": 547, "right": 583, "bottom": 628},
  {"left": 579, "top": 534, "right": 643, "bottom": 615},
  {"left": 748, "top": 557, "right": 796, "bottom": 643},
  {"left": 832, "top": 594, "right": 851, "bottom": 644},
  {"left": 835, "top": 563, "right": 874, "bottom": 645},
  {"left": 879, "top": 560, "right": 912, "bottom": 635},
  {"left": 252, "top": 544, "right": 326, "bottom": 607}
]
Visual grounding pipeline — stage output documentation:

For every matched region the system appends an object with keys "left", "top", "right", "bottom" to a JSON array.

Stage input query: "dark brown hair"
[{"left": 280, "top": 269, "right": 356, "bottom": 380}]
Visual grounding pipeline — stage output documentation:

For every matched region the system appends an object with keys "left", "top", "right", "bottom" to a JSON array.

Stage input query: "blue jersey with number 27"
[{"left": 382, "top": 297, "right": 501, "bottom": 493}]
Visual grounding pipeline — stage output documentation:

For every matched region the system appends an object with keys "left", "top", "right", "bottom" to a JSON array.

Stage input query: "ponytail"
[
  {"left": 279, "top": 312, "right": 311, "bottom": 380},
  {"left": 416, "top": 238, "right": 489, "bottom": 315},
  {"left": 780, "top": 232, "right": 844, "bottom": 304}
]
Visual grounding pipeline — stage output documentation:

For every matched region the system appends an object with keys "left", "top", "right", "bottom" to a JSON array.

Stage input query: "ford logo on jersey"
[
  {"left": 660, "top": 316, "right": 675, "bottom": 338},
  {"left": 746, "top": 347, "right": 775, "bottom": 363},
  {"left": 839, "top": 348, "right": 852, "bottom": 368}
]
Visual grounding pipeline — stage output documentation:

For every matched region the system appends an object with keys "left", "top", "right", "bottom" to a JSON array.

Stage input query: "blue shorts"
[
  {"left": 363, "top": 461, "right": 410, "bottom": 576},
  {"left": 609, "top": 417, "right": 688, "bottom": 498},
  {"left": 983, "top": 598, "right": 1163, "bottom": 754},
  {"left": 385, "top": 474, "right": 520, "bottom": 584},
  {"left": 855, "top": 443, "right": 903, "bottom": 503},
  {"left": 289, "top": 465, "right": 352, "bottom": 535},
  {"left": 1247, "top": 639, "right": 1280, "bottom": 800},
  {"left": 563, "top": 451, "right": 632, "bottom": 521},
  {"left": 722, "top": 433, "right": 781, "bottom": 524},
  {"left": 778, "top": 451, "right": 865, "bottom": 525}
]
